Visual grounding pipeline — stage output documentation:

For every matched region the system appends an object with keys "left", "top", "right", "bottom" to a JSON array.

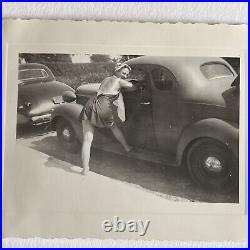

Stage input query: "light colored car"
[
  {"left": 17, "top": 63, "right": 74, "bottom": 126},
  {"left": 51, "top": 56, "right": 239, "bottom": 193}
]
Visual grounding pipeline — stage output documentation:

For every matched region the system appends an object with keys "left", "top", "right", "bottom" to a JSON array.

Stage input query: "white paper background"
[
  {"left": 2, "top": 2, "right": 248, "bottom": 24},
  {"left": 2, "top": 2, "right": 248, "bottom": 248}
]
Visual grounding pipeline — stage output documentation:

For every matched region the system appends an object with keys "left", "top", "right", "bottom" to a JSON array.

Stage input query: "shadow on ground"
[{"left": 20, "top": 130, "right": 239, "bottom": 203}]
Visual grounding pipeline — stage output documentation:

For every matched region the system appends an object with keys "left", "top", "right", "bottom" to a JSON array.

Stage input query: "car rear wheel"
[
  {"left": 187, "top": 138, "right": 238, "bottom": 193},
  {"left": 56, "top": 118, "right": 81, "bottom": 153}
]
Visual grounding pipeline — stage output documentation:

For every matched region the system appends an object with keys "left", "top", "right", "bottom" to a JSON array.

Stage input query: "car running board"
[{"left": 92, "top": 139, "right": 178, "bottom": 167}]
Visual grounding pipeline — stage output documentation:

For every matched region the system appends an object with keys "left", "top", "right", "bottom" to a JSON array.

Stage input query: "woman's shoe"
[
  {"left": 126, "top": 146, "right": 134, "bottom": 153},
  {"left": 127, "top": 147, "right": 141, "bottom": 156},
  {"left": 81, "top": 168, "right": 89, "bottom": 175}
]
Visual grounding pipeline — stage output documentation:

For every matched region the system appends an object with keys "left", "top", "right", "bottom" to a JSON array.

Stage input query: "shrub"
[{"left": 44, "top": 62, "right": 115, "bottom": 89}]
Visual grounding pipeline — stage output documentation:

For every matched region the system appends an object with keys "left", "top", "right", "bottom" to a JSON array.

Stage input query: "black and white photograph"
[
  {"left": 16, "top": 53, "right": 240, "bottom": 203},
  {"left": 2, "top": 19, "right": 247, "bottom": 242}
]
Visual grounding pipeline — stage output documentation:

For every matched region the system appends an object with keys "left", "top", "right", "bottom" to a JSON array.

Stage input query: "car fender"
[
  {"left": 176, "top": 118, "right": 239, "bottom": 165},
  {"left": 51, "top": 103, "right": 83, "bottom": 142}
]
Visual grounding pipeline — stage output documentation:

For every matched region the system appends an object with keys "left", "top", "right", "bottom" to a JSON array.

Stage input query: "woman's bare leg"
[
  {"left": 81, "top": 120, "right": 94, "bottom": 175},
  {"left": 110, "top": 123, "right": 132, "bottom": 152}
]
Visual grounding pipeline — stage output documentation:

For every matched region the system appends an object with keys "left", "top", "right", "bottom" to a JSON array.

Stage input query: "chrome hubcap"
[
  {"left": 62, "top": 128, "right": 71, "bottom": 140},
  {"left": 204, "top": 156, "right": 223, "bottom": 173}
]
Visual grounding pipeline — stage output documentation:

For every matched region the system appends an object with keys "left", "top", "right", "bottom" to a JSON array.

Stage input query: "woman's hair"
[{"left": 115, "top": 63, "right": 131, "bottom": 72}]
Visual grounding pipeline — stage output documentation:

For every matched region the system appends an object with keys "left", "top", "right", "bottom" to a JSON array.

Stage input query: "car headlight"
[
  {"left": 25, "top": 102, "right": 32, "bottom": 108},
  {"left": 18, "top": 102, "right": 32, "bottom": 110},
  {"left": 18, "top": 105, "right": 24, "bottom": 110}
]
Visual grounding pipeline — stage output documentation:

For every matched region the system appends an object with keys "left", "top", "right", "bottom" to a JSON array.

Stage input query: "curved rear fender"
[
  {"left": 51, "top": 103, "right": 83, "bottom": 142},
  {"left": 176, "top": 118, "right": 239, "bottom": 165}
]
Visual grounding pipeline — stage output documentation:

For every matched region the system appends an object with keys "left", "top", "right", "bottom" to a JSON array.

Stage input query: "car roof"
[
  {"left": 126, "top": 56, "right": 237, "bottom": 106},
  {"left": 126, "top": 56, "right": 232, "bottom": 72},
  {"left": 18, "top": 63, "right": 50, "bottom": 70},
  {"left": 18, "top": 63, "right": 55, "bottom": 83}
]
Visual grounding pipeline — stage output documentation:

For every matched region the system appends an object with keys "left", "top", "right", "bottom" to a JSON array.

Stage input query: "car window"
[
  {"left": 151, "top": 67, "right": 176, "bottom": 91},
  {"left": 18, "top": 69, "right": 49, "bottom": 83},
  {"left": 200, "top": 63, "right": 234, "bottom": 80},
  {"left": 129, "top": 66, "right": 147, "bottom": 81}
]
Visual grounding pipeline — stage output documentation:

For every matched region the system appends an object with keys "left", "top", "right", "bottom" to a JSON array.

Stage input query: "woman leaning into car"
[{"left": 79, "top": 63, "right": 138, "bottom": 175}]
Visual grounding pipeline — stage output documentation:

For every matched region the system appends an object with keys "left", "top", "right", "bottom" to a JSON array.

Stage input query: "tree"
[
  {"left": 19, "top": 53, "right": 72, "bottom": 64},
  {"left": 222, "top": 57, "right": 240, "bottom": 74},
  {"left": 117, "top": 55, "right": 142, "bottom": 63},
  {"left": 89, "top": 54, "right": 111, "bottom": 63}
]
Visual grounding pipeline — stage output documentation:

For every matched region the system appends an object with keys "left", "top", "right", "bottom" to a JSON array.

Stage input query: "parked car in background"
[
  {"left": 17, "top": 63, "right": 74, "bottom": 126},
  {"left": 50, "top": 56, "right": 239, "bottom": 193}
]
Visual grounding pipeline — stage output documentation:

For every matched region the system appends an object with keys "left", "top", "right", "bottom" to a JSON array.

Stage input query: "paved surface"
[
  {"left": 16, "top": 125, "right": 238, "bottom": 203},
  {"left": 4, "top": 138, "right": 242, "bottom": 239}
]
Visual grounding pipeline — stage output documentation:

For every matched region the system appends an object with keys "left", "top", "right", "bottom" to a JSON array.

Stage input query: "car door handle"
[{"left": 140, "top": 102, "right": 151, "bottom": 105}]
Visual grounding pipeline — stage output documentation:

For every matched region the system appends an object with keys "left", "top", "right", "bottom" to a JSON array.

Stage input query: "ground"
[
  {"left": 16, "top": 125, "right": 238, "bottom": 203},
  {"left": 3, "top": 125, "right": 240, "bottom": 238}
]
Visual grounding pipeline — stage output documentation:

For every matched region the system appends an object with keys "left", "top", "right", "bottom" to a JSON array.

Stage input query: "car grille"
[{"left": 76, "top": 95, "right": 89, "bottom": 105}]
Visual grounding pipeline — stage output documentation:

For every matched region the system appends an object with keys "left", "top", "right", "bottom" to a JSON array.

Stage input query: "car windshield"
[
  {"left": 18, "top": 69, "right": 49, "bottom": 84},
  {"left": 200, "top": 63, "right": 234, "bottom": 80}
]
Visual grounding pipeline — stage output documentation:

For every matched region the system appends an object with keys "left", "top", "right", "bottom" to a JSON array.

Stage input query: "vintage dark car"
[
  {"left": 50, "top": 56, "right": 239, "bottom": 193},
  {"left": 17, "top": 63, "right": 74, "bottom": 126}
]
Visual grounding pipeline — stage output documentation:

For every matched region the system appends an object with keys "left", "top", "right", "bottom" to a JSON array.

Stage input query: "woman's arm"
[{"left": 119, "top": 78, "right": 138, "bottom": 91}]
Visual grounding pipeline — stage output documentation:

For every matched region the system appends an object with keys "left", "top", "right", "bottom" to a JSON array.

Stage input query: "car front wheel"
[
  {"left": 56, "top": 118, "right": 81, "bottom": 153},
  {"left": 187, "top": 138, "right": 238, "bottom": 193}
]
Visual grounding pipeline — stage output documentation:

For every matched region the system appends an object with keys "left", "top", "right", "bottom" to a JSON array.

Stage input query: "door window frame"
[{"left": 148, "top": 64, "right": 177, "bottom": 93}]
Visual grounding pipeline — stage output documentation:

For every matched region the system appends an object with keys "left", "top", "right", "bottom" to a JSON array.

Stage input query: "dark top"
[{"left": 79, "top": 92, "right": 120, "bottom": 128}]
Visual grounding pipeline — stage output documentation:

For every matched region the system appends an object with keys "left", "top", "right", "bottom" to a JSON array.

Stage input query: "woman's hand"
[
  {"left": 119, "top": 78, "right": 145, "bottom": 92},
  {"left": 130, "top": 79, "right": 146, "bottom": 92}
]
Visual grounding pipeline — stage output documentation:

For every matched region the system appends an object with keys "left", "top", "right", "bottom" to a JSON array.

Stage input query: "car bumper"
[
  {"left": 31, "top": 114, "right": 52, "bottom": 125},
  {"left": 17, "top": 113, "right": 30, "bottom": 125}
]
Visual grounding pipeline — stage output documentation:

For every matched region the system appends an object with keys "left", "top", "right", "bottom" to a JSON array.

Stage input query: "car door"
[
  {"left": 149, "top": 65, "right": 180, "bottom": 155},
  {"left": 120, "top": 65, "right": 157, "bottom": 151}
]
